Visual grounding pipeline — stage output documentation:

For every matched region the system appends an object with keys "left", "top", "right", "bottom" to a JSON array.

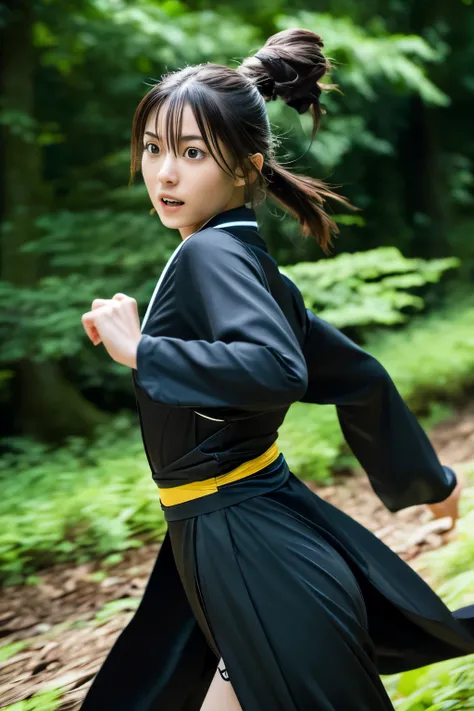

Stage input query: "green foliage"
[
  {"left": 0, "top": 108, "right": 38, "bottom": 142},
  {"left": 0, "top": 415, "right": 166, "bottom": 586},
  {"left": 366, "top": 294, "right": 474, "bottom": 412},
  {"left": 0, "top": 641, "right": 28, "bottom": 663},
  {"left": 281, "top": 247, "right": 459, "bottom": 329},
  {"left": 307, "top": 114, "right": 393, "bottom": 168},
  {"left": 384, "top": 658, "right": 474, "bottom": 710},
  {"left": 278, "top": 12, "right": 449, "bottom": 106},
  {"left": 0, "top": 209, "right": 178, "bottom": 365},
  {"left": 92, "top": 596, "right": 140, "bottom": 624},
  {"left": 278, "top": 402, "right": 341, "bottom": 483},
  {"left": 2, "top": 688, "right": 63, "bottom": 711},
  {"left": 418, "top": 402, "right": 456, "bottom": 433}
]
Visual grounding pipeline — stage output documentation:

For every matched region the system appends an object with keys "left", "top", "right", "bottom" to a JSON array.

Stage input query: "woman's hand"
[
  {"left": 425, "top": 474, "right": 465, "bottom": 530},
  {"left": 81, "top": 293, "right": 141, "bottom": 369}
]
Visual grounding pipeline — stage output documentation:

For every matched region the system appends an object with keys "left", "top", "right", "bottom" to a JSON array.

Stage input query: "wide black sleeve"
[
  {"left": 135, "top": 229, "right": 308, "bottom": 412},
  {"left": 301, "top": 308, "right": 457, "bottom": 512}
]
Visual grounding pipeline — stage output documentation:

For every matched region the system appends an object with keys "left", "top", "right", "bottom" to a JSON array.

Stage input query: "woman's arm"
[
  {"left": 136, "top": 229, "right": 308, "bottom": 412},
  {"left": 301, "top": 308, "right": 457, "bottom": 513}
]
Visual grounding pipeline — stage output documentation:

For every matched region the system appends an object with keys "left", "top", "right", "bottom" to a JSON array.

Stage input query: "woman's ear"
[
  {"left": 248, "top": 152, "right": 264, "bottom": 182},
  {"left": 234, "top": 152, "right": 264, "bottom": 187},
  {"left": 253, "top": 152, "right": 264, "bottom": 169}
]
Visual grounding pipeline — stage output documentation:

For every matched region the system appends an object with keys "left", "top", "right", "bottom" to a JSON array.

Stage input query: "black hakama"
[{"left": 80, "top": 206, "right": 474, "bottom": 711}]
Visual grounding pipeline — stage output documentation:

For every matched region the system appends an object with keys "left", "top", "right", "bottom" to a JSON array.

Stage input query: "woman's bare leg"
[{"left": 199, "top": 658, "right": 242, "bottom": 711}]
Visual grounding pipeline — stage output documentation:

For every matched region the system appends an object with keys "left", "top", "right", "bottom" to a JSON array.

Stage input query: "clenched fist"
[{"left": 81, "top": 293, "right": 142, "bottom": 369}]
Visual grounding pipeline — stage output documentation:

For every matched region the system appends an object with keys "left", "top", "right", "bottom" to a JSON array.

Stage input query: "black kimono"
[{"left": 80, "top": 205, "right": 474, "bottom": 711}]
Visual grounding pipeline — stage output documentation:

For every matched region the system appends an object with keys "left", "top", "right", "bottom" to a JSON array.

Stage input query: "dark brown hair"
[{"left": 130, "top": 28, "right": 356, "bottom": 254}]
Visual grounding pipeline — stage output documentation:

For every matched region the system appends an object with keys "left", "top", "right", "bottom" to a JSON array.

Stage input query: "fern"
[{"left": 281, "top": 247, "right": 459, "bottom": 329}]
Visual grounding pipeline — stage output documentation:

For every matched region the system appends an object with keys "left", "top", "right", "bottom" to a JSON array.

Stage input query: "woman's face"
[{"left": 141, "top": 102, "right": 262, "bottom": 240}]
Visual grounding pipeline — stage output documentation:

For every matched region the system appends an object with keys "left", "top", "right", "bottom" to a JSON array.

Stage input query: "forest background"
[{"left": 1, "top": 0, "right": 474, "bottom": 708}]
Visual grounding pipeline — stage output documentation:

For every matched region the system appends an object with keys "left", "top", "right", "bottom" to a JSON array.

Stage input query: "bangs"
[{"left": 130, "top": 83, "right": 241, "bottom": 183}]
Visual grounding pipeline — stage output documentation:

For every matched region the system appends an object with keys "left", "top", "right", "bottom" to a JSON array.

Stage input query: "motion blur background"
[{"left": 1, "top": 1, "right": 473, "bottom": 709}]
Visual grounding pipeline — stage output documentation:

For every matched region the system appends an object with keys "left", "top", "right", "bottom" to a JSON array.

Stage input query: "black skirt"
[{"left": 80, "top": 456, "right": 474, "bottom": 711}]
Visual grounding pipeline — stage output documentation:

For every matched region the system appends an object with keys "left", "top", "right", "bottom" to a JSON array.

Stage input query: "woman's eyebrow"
[{"left": 144, "top": 131, "right": 205, "bottom": 142}]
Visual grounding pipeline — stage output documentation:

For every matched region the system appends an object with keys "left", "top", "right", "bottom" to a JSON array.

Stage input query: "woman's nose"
[{"left": 157, "top": 152, "right": 178, "bottom": 182}]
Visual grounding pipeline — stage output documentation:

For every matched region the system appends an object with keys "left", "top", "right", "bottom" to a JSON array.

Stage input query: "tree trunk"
[
  {"left": 14, "top": 360, "right": 108, "bottom": 441},
  {"left": 1, "top": 0, "right": 108, "bottom": 442},
  {"left": 399, "top": 94, "right": 450, "bottom": 258},
  {"left": 398, "top": 0, "right": 452, "bottom": 258}
]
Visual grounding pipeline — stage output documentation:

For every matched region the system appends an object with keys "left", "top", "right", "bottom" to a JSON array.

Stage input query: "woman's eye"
[
  {"left": 185, "top": 147, "right": 204, "bottom": 159},
  {"left": 144, "top": 142, "right": 159, "bottom": 155},
  {"left": 143, "top": 143, "right": 204, "bottom": 159}
]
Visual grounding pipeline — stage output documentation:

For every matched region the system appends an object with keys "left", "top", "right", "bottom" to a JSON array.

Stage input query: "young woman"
[{"left": 80, "top": 28, "right": 474, "bottom": 711}]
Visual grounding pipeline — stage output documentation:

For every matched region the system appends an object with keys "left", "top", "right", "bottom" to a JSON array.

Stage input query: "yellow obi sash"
[{"left": 158, "top": 442, "right": 280, "bottom": 507}]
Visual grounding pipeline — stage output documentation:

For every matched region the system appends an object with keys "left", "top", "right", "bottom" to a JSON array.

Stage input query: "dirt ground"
[{"left": 1, "top": 404, "right": 473, "bottom": 709}]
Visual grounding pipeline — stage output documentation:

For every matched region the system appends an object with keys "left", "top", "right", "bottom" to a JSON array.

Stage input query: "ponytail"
[
  {"left": 261, "top": 158, "right": 353, "bottom": 254},
  {"left": 238, "top": 28, "right": 358, "bottom": 254}
]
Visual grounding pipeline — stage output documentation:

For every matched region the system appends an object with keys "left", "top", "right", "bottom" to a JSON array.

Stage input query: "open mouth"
[{"left": 161, "top": 198, "right": 185, "bottom": 207}]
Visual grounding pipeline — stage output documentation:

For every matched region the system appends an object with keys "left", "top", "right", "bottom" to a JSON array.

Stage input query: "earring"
[{"left": 149, "top": 207, "right": 156, "bottom": 216}]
